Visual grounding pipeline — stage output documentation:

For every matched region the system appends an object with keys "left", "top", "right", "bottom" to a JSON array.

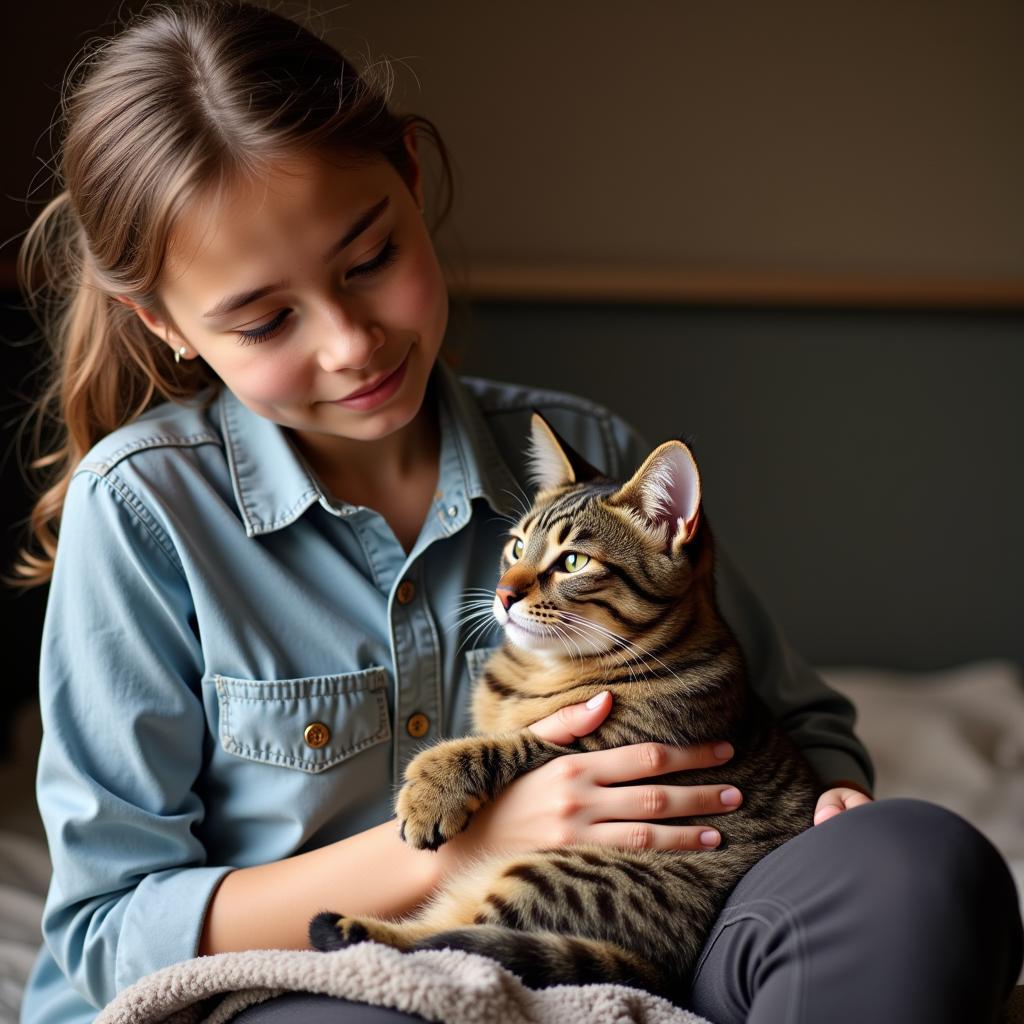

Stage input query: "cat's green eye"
[
  {"left": 511, "top": 537, "right": 525, "bottom": 560},
  {"left": 561, "top": 552, "right": 590, "bottom": 573}
]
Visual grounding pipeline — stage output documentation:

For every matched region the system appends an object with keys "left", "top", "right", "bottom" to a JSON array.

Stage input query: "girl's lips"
[
  {"left": 329, "top": 353, "right": 409, "bottom": 410},
  {"left": 343, "top": 365, "right": 396, "bottom": 400}
]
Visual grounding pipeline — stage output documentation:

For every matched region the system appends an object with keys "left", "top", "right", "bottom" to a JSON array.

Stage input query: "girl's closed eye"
[{"left": 234, "top": 236, "right": 401, "bottom": 346}]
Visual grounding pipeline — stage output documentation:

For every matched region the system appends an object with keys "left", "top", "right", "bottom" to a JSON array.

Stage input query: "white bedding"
[
  {"left": 0, "top": 658, "right": 1021, "bottom": 1020},
  {"left": 820, "top": 658, "right": 1024, "bottom": 918}
]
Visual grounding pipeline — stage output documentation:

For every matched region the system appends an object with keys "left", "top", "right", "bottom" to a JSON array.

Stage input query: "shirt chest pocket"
[{"left": 214, "top": 667, "right": 391, "bottom": 773}]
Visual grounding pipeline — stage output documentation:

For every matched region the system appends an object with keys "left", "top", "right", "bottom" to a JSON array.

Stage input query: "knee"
[
  {"left": 828, "top": 798, "right": 1020, "bottom": 928},
  {"left": 833, "top": 798, "right": 989, "bottom": 872}
]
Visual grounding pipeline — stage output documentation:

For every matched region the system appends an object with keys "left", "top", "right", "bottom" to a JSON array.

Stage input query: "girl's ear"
[
  {"left": 610, "top": 440, "right": 702, "bottom": 556},
  {"left": 114, "top": 295, "right": 182, "bottom": 352},
  {"left": 527, "top": 410, "right": 605, "bottom": 492},
  {"left": 402, "top": 126, "right": 425, "bottom": 212}
]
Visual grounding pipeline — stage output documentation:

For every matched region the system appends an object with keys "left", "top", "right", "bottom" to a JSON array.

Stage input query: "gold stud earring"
[{"left": 175, "top": 345, "right": 188, "bottom": 364}]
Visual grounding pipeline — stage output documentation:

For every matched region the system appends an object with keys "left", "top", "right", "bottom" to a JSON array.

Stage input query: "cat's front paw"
[{"left": 396, "top": 745, "right": 481, "bottom": 851}]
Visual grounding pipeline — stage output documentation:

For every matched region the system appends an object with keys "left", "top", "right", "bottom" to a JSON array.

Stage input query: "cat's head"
[{"left": 492, "top": 411, "right": 705, "bottom": 656}]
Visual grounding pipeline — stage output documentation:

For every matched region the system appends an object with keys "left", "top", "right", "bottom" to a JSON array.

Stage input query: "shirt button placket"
[{"left": 393, "top": 572, "right": 442, "bottom": 780}]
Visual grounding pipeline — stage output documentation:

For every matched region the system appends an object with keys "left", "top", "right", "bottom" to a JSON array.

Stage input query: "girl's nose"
[{"left": 316, "top": 303, "right": 385, "bottom": 373}]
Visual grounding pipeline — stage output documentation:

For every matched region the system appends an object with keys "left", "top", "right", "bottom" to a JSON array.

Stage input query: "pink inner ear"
[{"left": 659, "top": 446, "right": 700, "bottom": 530}]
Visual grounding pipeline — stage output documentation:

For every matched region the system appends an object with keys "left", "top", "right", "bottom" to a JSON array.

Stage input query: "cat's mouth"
[
  {"left": 500, "top": 609, "right": 564, "bottom": 652},
  {"left": 505, "top": 613, "right": 555, "bottom": 639}
]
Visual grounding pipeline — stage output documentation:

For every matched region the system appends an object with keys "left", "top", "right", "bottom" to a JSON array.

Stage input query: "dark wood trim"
[
  {"left": 5, "top": 257, "right": 1024, "bottom": 310},
  {"left": 443, "top": 263, "right": 1024, "bottom": 310}
]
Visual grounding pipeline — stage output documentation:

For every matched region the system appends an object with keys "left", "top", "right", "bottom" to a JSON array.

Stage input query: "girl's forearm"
[{"left": 197, "top": 817, "right": 445, "bottom": 954}]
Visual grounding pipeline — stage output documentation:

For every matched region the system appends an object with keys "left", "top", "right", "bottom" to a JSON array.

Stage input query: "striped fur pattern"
[{"left": 310, "top": 412, "right": 820, "bottom": 1004}]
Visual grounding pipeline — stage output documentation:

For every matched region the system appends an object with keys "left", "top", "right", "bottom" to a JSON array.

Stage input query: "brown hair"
[{"left": 9, "top": 0, "right": 456, "bottom": 588}]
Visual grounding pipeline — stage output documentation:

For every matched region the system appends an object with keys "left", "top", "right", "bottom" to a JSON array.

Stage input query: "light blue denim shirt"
[{"left": 20, "top": 357, "right": 873, "bottom": 1023}]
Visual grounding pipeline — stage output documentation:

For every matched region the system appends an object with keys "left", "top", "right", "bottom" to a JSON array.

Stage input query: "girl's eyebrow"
[{"left": 201, "top": 195, "right": 391, "bottom": 319}]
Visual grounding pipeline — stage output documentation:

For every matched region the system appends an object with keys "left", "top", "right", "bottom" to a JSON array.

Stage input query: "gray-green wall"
[{"left": 455, "top": 303, "right": 1024, "bottom": 671}]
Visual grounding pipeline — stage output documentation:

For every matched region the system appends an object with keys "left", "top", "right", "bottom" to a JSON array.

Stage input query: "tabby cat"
[{"left": 310, "top": 411, "right": 820, "bottom": 1004}]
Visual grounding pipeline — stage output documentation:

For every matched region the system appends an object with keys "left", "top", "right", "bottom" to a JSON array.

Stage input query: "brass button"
[
  {"left": 396, "top": 581, "right": 416, "bottom": 605},
  {"left": 406, "top": 712, "right": 430, "bottom": 738},
  {"left": 303, "top": 722, "right": 330, "bottom": 749}
]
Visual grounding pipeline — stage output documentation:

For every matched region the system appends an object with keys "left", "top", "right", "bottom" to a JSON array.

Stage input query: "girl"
[{"left": 12, "top": 3, "right": 1021, "bottom": 1022}]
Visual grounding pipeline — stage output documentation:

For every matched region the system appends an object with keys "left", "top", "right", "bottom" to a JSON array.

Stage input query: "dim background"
[{"left": 1, "top": 0, "right": 1022, "bottom": 883}]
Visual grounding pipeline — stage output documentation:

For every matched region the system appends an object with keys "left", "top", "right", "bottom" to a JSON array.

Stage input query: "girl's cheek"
[
  {"left": 228, "top": 347, "right": 309, "bottom": 404},
  {"left": 389, "top": 243, "right": 447, "bottom": 328}
]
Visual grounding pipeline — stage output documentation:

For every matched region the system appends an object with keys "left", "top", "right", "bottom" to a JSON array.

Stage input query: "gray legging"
[{"left": 228, "top": 799, "right": 1024, "bottom": 1023}]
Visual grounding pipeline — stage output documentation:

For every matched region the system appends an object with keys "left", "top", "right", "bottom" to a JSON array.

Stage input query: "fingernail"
[
  {"left": 713, "top": 742, "right": 733, "bottom": 759},
  {"left": 699, "top": 830, "right": 720, "bottom": 848},
  {"left": 586, "top": 690, "right": 609, "bottom": 709},
  {"left": 720, "top": 787, "right": 742, "bottom": 806}
]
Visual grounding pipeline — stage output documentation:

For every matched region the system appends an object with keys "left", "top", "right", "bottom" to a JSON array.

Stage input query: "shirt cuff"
[
  {"left": 114, "top": 864, "right": 236, "bottom": 998},
  {"left": 801, "top": 747, "right": 874, "bottom": 797}
]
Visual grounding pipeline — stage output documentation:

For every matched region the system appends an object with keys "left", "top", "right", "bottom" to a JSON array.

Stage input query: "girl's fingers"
[
  {"left": 585, "top": 821, "right": 726, "bottom": 852},
  {"left": 580, "top": 740, "right": 734, "bottom": 786},
  {"left": 527, "top": 691, "right": 613, "bottom": 744},
  {"left": 593, "top": 783, "right": 743, "bottom": 822}
]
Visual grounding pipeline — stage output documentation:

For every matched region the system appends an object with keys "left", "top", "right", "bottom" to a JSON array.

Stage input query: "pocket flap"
[{"left": 215, "top": 667, "right": 391, "bottom": 773}]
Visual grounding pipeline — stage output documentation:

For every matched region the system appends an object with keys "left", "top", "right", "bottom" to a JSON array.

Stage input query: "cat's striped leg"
[
  {"left": 308, "top": 912, "right": 436, "bottom": 952},
  {"left": 309, "top": 850, "right": 674, "bottom": 999},
  {"left": 412, "top": 925, "right": 669, "bottom": 998},
  {"left": 422, "top": 845, "right": 728, "bottom": 998},
  {"left": 308, "top": 850, "right": 541, "bottom": 953},
  {"left": 309, "top": 853, "right": 667, "bottom": 997}
]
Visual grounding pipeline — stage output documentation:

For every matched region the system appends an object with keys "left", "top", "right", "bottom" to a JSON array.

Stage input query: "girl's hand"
[
  {"left": 814, "top": 783, "right": 873, "bottom": 825},
  {"left": 438, "top": 691, "right": 740, "bottom": 872}
]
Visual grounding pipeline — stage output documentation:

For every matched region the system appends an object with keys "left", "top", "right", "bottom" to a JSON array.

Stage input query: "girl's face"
[{"left": 137, "top": 133, "right": 448, "bottom": 450}]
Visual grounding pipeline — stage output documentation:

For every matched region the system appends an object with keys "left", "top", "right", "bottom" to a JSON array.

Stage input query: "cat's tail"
[{"left": 410, "top": 924, "right": 676, "bottom": 1002}]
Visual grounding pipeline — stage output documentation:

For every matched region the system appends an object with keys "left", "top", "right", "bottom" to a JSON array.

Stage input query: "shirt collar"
[{"left": 217, "top": 356, "right": 523, "bottom": 538}]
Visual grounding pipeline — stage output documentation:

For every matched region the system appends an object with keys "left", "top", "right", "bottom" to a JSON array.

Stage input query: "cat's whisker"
[
  {"left": 547, "top": 624, "right": 577, "bottom": 663},
  {"left": 552, "top": 617, "right": 604, "bottom": 663},
  {"left": 449, "top": 598, "right": 494, "bottom": 613},
  {"left": 450, "top": 597, "right": 498, "bottom": 612},
  {"left": 558, "top": 610, "right": 683, "bottom": 684},
  {"left": 486, "top": 513, "right": 518, "bottom": 530},
  {"left": 548, "top": 621, "right": 584, "bottom": 663},
  {"left": 500, "top": 483, "right": 534, "bottom": 522},
  {"left": 555, "top": 613, "right": 665, "bottom": 696},
  {"left": 445, "top": 599, "right": 495, "bottom": 623},
  {"left": 446, "top": 607, "right": 498, "bottom": 634},
  {"left": 446, "top": 610, "right": 496, "bottom": 635},
  {"left": 455, "top": 616, "right": 502, "bottom": 657}
]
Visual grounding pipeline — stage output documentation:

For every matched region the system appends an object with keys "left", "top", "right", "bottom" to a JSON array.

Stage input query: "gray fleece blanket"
[{"left": 94, "top": 943, "right": 712, "bottom": 1024}]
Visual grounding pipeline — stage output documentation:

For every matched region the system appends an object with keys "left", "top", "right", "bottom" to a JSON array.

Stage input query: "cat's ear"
[
  {"left": 527, "top": 410, "right": 605, "bottom": 492},
  {"left": 610, "top": 440, "right": 701, "bottom": 556}
]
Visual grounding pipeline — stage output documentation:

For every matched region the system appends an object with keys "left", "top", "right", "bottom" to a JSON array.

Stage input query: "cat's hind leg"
[
  {"left": 411, "top": 926, "right": 668, "bottom": 999},
  {"left": 309, "top": 850, "right": 670, "bottom": 998}
]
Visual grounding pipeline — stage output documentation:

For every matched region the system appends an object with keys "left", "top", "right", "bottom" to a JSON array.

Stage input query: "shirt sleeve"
[
  {"left": 35, "top": 468, "right": 234, "bottom": 1011},
  {"left": 602, "top": 411, "right": 876, "bottom": 796}
]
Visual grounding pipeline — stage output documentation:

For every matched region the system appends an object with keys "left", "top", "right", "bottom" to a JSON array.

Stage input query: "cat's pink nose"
[{"left": 496, "top": 585, "right": 522, "bottom": 611}]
